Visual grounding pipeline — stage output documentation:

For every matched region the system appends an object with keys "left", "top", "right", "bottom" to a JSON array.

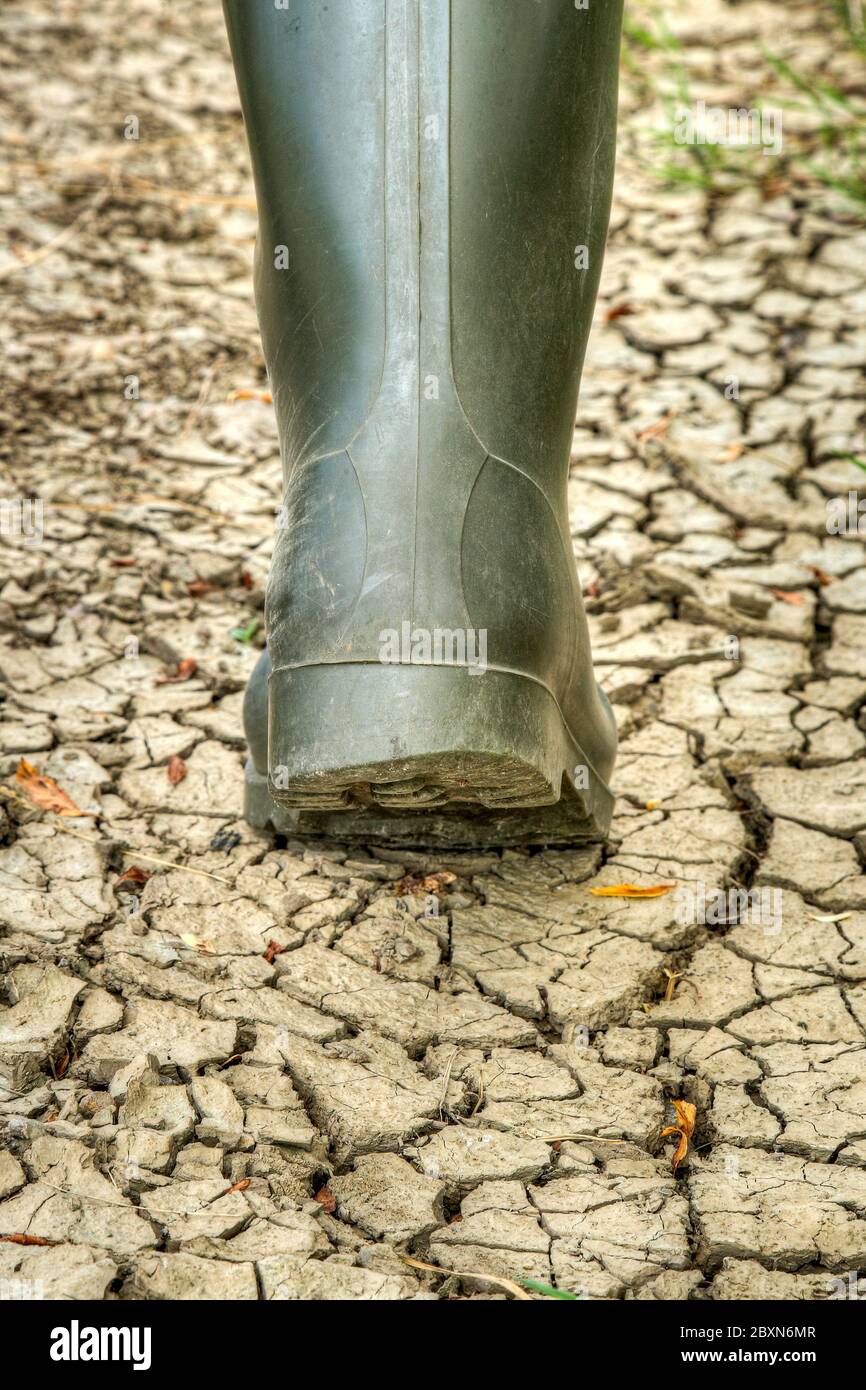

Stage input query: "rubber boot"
[{"left": 224, "top": 0, "right": 623, "bottom": 849}]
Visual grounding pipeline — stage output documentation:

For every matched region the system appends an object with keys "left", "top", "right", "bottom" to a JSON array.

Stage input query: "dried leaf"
[
  {"left": 605, "top": 301, "right": 636, "bottom": 323},
  {"left": 645, "top": 800, "right": 661, "bottom": 811},
  {"left": 717, "top": 442, "right": 745, "bottom": 463},
  {"left": 225, "top": 1179, "right": 251, "bottom": 1196},
  {"left": 52, "top": 1045, "right": 71, "bottom": 1080},
  {"left": 660, "top": 1099, "right": 697, "bottom": 1173},
  {"left": 109, "top": 556, "right": 137, "bottom": 568},
  {"left": 239, "top": 571, "right": 255, "bottom": 590},
  {"left": 178, "top": 933, "right": 216, "bottom": 955},
  {"left": 155, "top": 658, "right": 199, "bottom": 686},
  {"left": 187, "top": 578, "right": 215, "bottom": 598},
  {"left": 228, "top": 388, "right": 272, "bottom": 404},
  {"left": 263, "top": 939, "right": 287, "bottom": 964},
  {"left": 0, "top": 1234, "right": 60, "bottom": 1247},
  {"left": 637, "top": 408, "right": 677, "bottom": 443},
  {"left": 167, "top": 755, "right": 188, "bottom": 785},
  {"left": 394, "top": 871, "right": 457, "bottom": 897},
  {"left": 808, "top": 911, "right": 852, "bottom": 923},
  {"left": 315, "top": 1187, "right": 337, "bottom": 1214},
  {"left": 760, "top": 176, "right": 790, "bottom": 201},
  {"left": 15, "top": 759, "right": 91, "bottom": 818},
  {"left": 771, "top": 588, "right": 806, "bottom": 607},
  {"left": 115, "top": 865, "right": 153, "bottom": 890},
  {"left": 663, "top": 969, "right": 683, "bottom": 1003},
  {"left": 590, "top": 883, "right": 675, "bottom": 899},
  {"left": 807, "top": 565, "right": 833, "bottom": 587}
]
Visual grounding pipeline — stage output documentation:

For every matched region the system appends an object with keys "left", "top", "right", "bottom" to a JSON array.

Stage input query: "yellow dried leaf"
[
  {"left": 228, "top": 388, "right": 272, "bottom": 405},
  {"left": 178, "top": 933, "right": 216, "bottom": 955},
  {"left": 718, "top": 442, "right": 745, "bottom": 463},
  {"left": 590, "top": 883, "right": 675, "bottom": 899},
  {"left": 661, "top": 1099, "right": 697, "bottom": 1172}
]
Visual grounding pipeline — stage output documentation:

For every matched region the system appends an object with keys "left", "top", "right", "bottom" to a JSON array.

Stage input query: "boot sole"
[{"left": 254, "top": 662, "right": 613, "bottom": 847}]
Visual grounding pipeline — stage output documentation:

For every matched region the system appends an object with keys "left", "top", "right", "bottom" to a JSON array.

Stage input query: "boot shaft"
[{"left": 224, "top": 0, "right": 623, "bottom": 479}]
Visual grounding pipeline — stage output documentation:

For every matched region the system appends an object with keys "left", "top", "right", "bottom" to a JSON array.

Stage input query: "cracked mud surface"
[{"left": 1, "top": 0, "right": 865, "bottom": 1300}]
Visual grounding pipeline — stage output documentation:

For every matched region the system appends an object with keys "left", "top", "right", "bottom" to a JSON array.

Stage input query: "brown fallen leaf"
[
  {"left": 239, "top": 570, "right": 255, "bottom": 590},
  {"left": 115, "top": 865, "right": 153, "bottom": 891},
  {"left": 660, "top": 1099, "right": 697, "bottom": 1173},
  {"left": 394, "top": 871, "right": 457, "bottom": 897},
  {"left": 109, "top": 556, "right": 137, "bottom": 568},
  {"left": 263, "top": 939, "right": 287, "bottom": 964},
  {"left": 15, "top": 759, "right": 92, "bottom": 818},
  {"left": 590, "top": 883, "right": 675, "bottom": 899},
  {"left": 225, "top": 1179, "right": 251, "bottom": 1196},
  {"left": 0, "top": 1234, "right": 60, "bottom": 1247},
  {"left": 637, "top": 408, "right": 677, "bottom": 443},
  {"left": 187, "top": 578, "right": 215, "bottom": 598},
  {"left": 167, "top": 755, "right": 188, "bottom": 786},
  {"left": 228, "top": 388, "right": 273, "bottom": 405},
  {"left": 807, "top": 565, "right": 834, "bottom": 587},
  {"left": 315, "top": 1187, "right": 337, "bottom": 1215},
  {"left": 760, "top": 176, "right": 791, "bottom": 201},
  {"left": 605, "top": 301, "right": 637, "bottom": 323},
  {"left": 772, "top": 588, "right": 806, "bottom": 606},
  {"left": 52, "top": 1045, "right": 71, "bottom": 1080},
  {"left": 155, "top": 657, "right": 199, "bottom": 686}
]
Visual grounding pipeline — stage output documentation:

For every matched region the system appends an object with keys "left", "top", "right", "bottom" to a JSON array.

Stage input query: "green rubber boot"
[{"left": 224, "top": 0, "right": 624, "bottom": 849}]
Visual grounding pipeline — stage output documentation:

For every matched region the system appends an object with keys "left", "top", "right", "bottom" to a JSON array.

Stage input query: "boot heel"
[{"left": 267, "top": 661, "right": 605, "bottom": 819}]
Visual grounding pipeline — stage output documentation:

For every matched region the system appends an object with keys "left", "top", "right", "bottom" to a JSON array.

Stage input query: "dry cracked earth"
[{"left": 1, "top": 0, "right": 865, "bottom": 1302}]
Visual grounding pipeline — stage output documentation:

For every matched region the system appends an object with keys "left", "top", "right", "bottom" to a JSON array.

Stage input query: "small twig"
[
  {"left": 0, "top": 785, "right": 231, "bottom": 885},
  {"left": 176, "top": 354, "right": 227, "bottom": 445},
  {"left": 119, "top": 175, "right": 256, "bottom": 212},
  {"left": 536, "top": 1133, "right": 626, "bottom": 1145},
  {"left": 0, "top": 189, "right": 109, "bottom": 281},
  {"left": 4, "top": 127, "right": 239, "bottom": 175},
  {"left": 438, "top": 1048, "right": 458, "bottom": 1121},
  {"left": 662, "top": 968, "right": 700, "bottom": 1003},
  {"left": 49, "top": 496, "right": 273, "bottom": 533},
  {"left": 115, "top": 849, "right": 231, "bottom": 886},
  {"left": 469, "top": 1068, "right": 485, "bottom": 1119},
  {"left": 402, "top": 1256, "right": 534, "bottom": 1301}
]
